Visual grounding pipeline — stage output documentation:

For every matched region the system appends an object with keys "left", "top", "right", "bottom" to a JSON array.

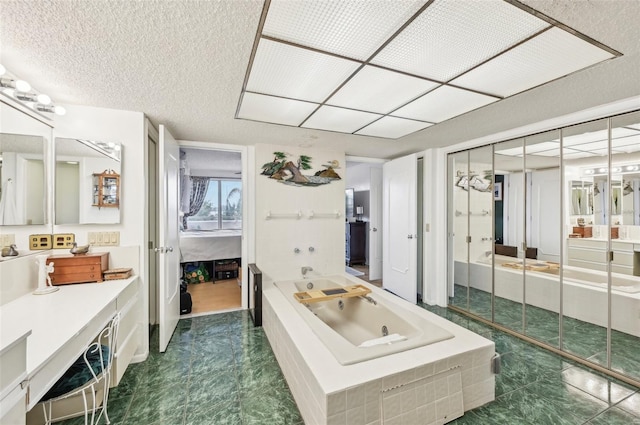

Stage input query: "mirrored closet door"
[{"left": 447, "top": 109, "right": 640, "bottom": 386}]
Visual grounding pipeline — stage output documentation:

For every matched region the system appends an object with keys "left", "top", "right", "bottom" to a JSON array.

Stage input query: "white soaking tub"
[
  {"left": 263, "top": 274, "right": 496, "bottom": 425},
  {"left": 275, "top": 278, "right": 454, "bottom": 365}
]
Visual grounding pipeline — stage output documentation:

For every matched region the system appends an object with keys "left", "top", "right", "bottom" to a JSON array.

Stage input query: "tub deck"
[{"left": 263, "top": 274, "right": 496, "bottom": 425}]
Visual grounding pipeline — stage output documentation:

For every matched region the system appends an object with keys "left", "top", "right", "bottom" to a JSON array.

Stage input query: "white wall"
[{"left": 255, "top": 144, "right": 345, "bottom": 282}]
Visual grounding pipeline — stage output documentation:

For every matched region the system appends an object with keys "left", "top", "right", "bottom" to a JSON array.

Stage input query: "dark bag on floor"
[{"left": 180, "top": 291, "right": 192, "bottom": 314}]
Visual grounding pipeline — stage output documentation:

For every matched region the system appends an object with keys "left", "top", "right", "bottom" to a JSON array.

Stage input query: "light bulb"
[
  {"left": 37, "top": 93, "right": 51, "bottom": 105},
  {"left": 54, "top": 105, "right": 66, "bottom": 115},
  {"left": 15, "top": 79, "right": 31, "bottom": 92},
  {"left": 0, "top": 64, "right": 5, "bottom": 76},
  {"left": 107, "top": 142, "right": 115, "bottom": 148}
]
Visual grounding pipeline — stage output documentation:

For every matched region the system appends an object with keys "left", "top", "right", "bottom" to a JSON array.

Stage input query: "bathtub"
[
  {"left": 263, "top": 274, "right": 496, "bottom": 425},
  {"left": 275, "top": 278, "right": 454, "bottom": 365}
]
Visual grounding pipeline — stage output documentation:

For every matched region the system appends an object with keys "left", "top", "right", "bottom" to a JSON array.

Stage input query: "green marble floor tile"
[
  {"left": 124, "top": 380, "right": 187, "bottom": 425},
  {"left": 184, "top": 399, "right": 243, "bottom": 425},
  {"left": 618, "top": 392, "right": 640, "bottom": 416},
  {"left": 236, "top": 357, "right": 288, "bottom": 394},
  {"left": 587, "top": 351, "right": 640, "bottom": 382},
  {"left": 188, "top": 369, "right": 239, "bottom": 408},
  {"left": 587, "top": 407, "right": 640, "bottom": 424},
  {"left": 561, "top": 364, "right": 637, "bottom": 404},
  {"left": 190, "top": 346, "right": 237, "bottom": 374},
  {"left": 472, "top": 386, "right": 582, "bottom": 425},
  {"left": 494, "top": 351, "right": 554, "bottom": 396},
  {"left": 239, "top": 388, "right": 302, "bottom": 425},
  {"left": 525, "top": 376, "right": 609, "bottom": 422}
]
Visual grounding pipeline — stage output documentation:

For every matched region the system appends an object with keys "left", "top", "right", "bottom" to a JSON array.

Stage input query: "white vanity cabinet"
[
  {"left": 111, "top": 278, "right": 140, "bottom": 386},
  {"left": 567, "top": 238, "right": 640, "bottom": 276},
  {"left": 0, "top": 332, "right": 30, "bottom": 425}
]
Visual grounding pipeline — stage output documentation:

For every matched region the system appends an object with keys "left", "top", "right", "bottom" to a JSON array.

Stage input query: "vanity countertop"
[
  {"left": 568, "top": 237, "right": 640, "bottom": 244},
  {"left": 0, "top": 277, "right": 136, "bottom": 374}
]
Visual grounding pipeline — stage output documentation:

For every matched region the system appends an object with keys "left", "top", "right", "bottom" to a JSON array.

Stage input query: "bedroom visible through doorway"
[{"left": 179, "top": 147, "right": 242, "bottom": 316}]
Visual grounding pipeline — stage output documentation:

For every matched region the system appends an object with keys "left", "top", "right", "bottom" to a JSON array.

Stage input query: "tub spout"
[
  {"left": 301, "top": 266, "right": 313, "bottom": 278},
  {"left": 361, "top": 295, "right": 377, "bottom": 305}
]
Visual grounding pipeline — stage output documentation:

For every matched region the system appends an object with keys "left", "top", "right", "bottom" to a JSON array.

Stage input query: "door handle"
[
  {"left": 167, "top": 246, "right": 174, "bottom": 252},
  {"left": 408, "top": 235, "right": 413, "bottom": 239},
  {"left": 154, "top": 247, "right": 165, "bottom": 253},
  {"left": 372, "top": 227, "right": 378, "bottom": 232}
]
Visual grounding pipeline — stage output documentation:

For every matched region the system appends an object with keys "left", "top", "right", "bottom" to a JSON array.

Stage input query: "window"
[{"left": 187, "top": 179, "right": 242, "bottom": 230}]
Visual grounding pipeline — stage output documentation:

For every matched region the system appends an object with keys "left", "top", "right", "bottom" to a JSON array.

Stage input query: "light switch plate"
[
  {"left": 29, "top": 234, "right": 53, "bottom": 250},
  {"left": 53, "top": 233, "right": 75, "bottom": 249},
  {"left": 88, "top": 232, "right": 97, "bottom": 245}
]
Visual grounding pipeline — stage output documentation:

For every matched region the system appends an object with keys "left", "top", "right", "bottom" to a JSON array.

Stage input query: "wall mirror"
[
  {"left": 55, "top": 137, "right": 122, "bottom": 224},
  {"left": 0, "top": 101, "right": 50, "bottom": 226}
]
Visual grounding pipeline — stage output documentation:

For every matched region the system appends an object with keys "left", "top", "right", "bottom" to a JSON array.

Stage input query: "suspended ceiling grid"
[{"left": 237, "top": 0, "right": 620, "bottom": 139}]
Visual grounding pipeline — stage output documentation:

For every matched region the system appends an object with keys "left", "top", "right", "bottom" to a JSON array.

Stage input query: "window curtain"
[{"left": 183, "top": 177, "right": 209, "bottom": 230}]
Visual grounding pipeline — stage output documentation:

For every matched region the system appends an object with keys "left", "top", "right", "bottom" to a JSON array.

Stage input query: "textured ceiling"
[{"left": 1, "top": 0, "right": 639, "bottom": 159}]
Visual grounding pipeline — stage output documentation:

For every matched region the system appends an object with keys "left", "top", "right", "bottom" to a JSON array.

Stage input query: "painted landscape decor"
[{"left": 261, "top": 151, "right": 341, "bottom": 187}]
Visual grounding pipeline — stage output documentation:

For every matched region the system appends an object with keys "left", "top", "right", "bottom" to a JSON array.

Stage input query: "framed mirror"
[
  {"left": 55, "top": 137, "right": 122, "bottom": 224},
  {"left": 0, "top": 101, "right": 50, "bottom": 226}
]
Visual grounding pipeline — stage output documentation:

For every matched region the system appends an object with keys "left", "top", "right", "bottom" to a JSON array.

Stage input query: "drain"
[
  {"left": 306, "top": 282, "right": 314, "bottom": 289},
  {"left": 381, "top": 325, "right": 388, "bottom": 336}
]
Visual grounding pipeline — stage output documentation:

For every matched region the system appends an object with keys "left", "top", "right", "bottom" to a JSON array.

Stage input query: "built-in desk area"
[{"left": 0, "top": 276, "right": 139, "bottom": 423}]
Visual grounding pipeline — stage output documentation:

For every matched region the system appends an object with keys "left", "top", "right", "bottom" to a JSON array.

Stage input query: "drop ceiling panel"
[
  {"left": 237, "top": 92, "right": 318, "bottom": 126},
  {"left": 451, "top": 27, "right": 616, "bottom": 97},
  {"left": 246, "top": 38, "right": 360, "bottom": 102},
  {"left": 370, "top": 0, "right": 549, "bottom": 81},
  {"left": 562, "top": 128, "right": 637, "bottom": 147},
  {"left": 356, "top": 116, "right": 432, "bottom": 139},
  {"left": 262, "top": 0, "right": 425, "bottom": 61},
  {"left": 326, "top": 66, "right": 439, "bottom": 114},
  {"left": 392, "top": 85, "right": 498, "bottom": 123},
  {"left": 301, "top": 105, "right": 382, "bottom": 134},
  {"left": 563, "top": 150, "right": 599, "bottom": 160}
]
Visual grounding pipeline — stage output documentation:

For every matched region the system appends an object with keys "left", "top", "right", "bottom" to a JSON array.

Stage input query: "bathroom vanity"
[
  {"left": 567, "top": 238, "right": 640, "bottom": 276},
  {"left": 0, "top": 275, "right": 139, "bottom": 423}
]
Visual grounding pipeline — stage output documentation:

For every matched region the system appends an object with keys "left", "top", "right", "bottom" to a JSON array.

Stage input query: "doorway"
[{"left": 178, "top": 147, "right": 243, "bottom": 316}]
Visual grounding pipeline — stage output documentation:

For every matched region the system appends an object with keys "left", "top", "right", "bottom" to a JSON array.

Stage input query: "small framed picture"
[{"left": 494, "top": 182, "right": 503, "bottom": 201}]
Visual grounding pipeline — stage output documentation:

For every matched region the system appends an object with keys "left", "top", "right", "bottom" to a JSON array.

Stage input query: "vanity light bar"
[
  {"left": 582, "top": 164, "right": 640, "bottom": 176},
  {"left": 0, "top": 64, "right": 65, "bottom": 115}
]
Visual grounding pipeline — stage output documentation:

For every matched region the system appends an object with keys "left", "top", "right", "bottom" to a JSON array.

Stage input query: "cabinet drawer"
[
  {"left": 611, "top": 264, "right": 633, "bottom": 276},
  {"left": 612, "top": 251, "right": 634, "bottom": 267},
  {"left": 50, "top": 272, "right": 103, "bottom": 285},
  {"left": 568, "top": 259, "right": 607, "bottom": 272},
  {"left": 54, "top": 264, "right": 103, "bottom": 273},
  {"left": 568, "top": 247, "right": 607, "bottom": 263},
  {"left": 567, "top": 239, "right": 607, "bottom": 249},
  {"left": 0, "top": 337, "right": 27, "bottom": 398},
  {"left": 612, "top": 242, "right": 634, "bottom": 252}
]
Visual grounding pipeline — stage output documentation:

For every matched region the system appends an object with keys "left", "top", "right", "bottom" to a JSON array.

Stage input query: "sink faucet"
[{"left": 301, "top": 266, "right": 313, "bottom": 278}]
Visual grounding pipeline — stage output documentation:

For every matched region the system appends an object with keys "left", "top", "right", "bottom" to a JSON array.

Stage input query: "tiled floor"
[{"left": 55, "top": 306, "right": 639, "bottom": 424}]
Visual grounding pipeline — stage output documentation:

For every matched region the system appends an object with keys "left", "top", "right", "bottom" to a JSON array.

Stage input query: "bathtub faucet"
[
  {"left": 361, "top": 295, "right": 377, "bottom": 305},
  {"left": 301, "top": 266, "right": 313, "bottom": 278}
]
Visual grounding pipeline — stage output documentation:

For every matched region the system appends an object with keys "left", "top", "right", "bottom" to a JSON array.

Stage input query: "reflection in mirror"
[
  {"left": 0, "top": 133, "right": 46, "bottom": 225},
  {"left": 55, "top": 138, "right": 122, "bottom": 224},
  {"left": 610, "top": 110, "right": 640, "bottom": 382},
  {"left": 523, "top": 130, "right": 561, "bottom": 347},
  {"left": 467, "top": 145, "right": 493, "bottom": 322},
  {"left": 493, "top": 138, "right": 524, "bottom": 332},
  {"left": 562, "top": 118, "right": 609, "bottom": 364},
  {"left": 448, "top": 151, "right": 469, "bottom": 312}
]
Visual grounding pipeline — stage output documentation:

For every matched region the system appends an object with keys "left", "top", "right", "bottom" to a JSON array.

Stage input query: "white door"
[
  {"left": 158, "top": 125, "right": 180, "bottom": 352},
  {"left": 369, "top": 167, "right": 383, "bottom": 280},
  {"left": 383, "top": 154, "right": 417, "bottom": 303}
]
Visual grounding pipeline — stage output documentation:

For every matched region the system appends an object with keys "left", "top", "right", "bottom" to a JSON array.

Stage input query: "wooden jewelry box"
[{"left": 46, "top": 252, "right": 109, "bottom": 285}]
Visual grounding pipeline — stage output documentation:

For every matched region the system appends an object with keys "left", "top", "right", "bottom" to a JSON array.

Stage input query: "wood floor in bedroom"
[{"left": 187, "top": 277, "right": 241, "bottom": 314}]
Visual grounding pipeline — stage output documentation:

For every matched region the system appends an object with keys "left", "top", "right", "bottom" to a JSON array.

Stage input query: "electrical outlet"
[
  {"left": 29, "top": 234, "right": 53, "bottom": 250},
  {"left": 0, "top": 233, "right": 15, "bottom": 247},
  {"left": 53, "top": 233, "right": 75, "bottom": 249}
]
